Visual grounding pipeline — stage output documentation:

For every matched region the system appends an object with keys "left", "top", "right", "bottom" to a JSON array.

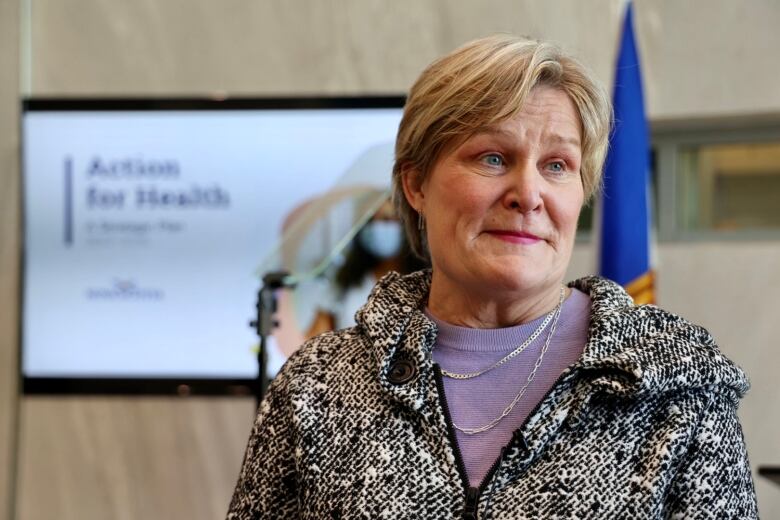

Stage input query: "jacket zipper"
[
  {"left": 433, "top": 364, "right": 574, "bottom": 519},
  {"left": 433, "top": 364, "right": 476, "bottom": 518}
]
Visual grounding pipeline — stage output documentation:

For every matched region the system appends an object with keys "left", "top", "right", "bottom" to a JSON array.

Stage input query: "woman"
[{"left": 228, "top": 35, "right": 757, "bottom": 519}]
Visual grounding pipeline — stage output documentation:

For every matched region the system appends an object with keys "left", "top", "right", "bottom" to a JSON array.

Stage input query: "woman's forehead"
[
  {"left": 456, "top": 89, "right": 581, "bottom": 145},
  {"left": 467, "top": 123, "right": 581, "bottom": 148}
]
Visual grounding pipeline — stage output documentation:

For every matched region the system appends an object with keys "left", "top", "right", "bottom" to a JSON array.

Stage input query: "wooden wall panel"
[
  {"left": 17, "top": 398, "right": 255, "bottom": 520},
  {"left": 0, "top": 0, "right": 20, "bottom": 518}
]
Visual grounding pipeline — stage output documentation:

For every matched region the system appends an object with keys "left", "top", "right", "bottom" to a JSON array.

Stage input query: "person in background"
[
  {"left": 306, "top": 199, "right": 428, "bottom": 337},
  {"left": 228, "top": 34, "right": 757, "bottom": 519}
]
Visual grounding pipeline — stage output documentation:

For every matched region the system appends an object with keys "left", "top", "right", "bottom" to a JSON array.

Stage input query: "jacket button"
[{"left": 387, "top": 360, "right": 416, "bottom": 385}]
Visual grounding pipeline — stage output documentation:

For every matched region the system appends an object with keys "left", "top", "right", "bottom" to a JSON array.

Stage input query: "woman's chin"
[{"left": 464, "top": 263, "right": 561, "bottom": 301}]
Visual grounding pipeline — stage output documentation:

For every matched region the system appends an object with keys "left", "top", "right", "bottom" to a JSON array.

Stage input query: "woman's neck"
[{"left": 426, "top": 272, "right": 566, "bottom": 329}]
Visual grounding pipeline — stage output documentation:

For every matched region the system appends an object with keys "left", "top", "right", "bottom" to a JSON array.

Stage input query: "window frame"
[{"left": 653, "top": 117, "right": 780, "bottom": 242}]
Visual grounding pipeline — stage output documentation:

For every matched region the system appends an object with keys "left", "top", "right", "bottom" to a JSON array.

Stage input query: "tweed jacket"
[{"left": 227, "top": 271, "right": 758, "bottom": 519}]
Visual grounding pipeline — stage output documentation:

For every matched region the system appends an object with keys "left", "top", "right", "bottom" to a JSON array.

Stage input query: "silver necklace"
[
  {"left": 441, "top": 287, "right": 564, "bottom": 380},
  {"left": 451, "top": 287, "right": 565, "bottom": 436}
]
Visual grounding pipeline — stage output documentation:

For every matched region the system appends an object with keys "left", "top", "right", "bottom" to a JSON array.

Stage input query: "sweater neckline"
[{"left": 424, "top": 289, "right": 590, "bottom": 352}]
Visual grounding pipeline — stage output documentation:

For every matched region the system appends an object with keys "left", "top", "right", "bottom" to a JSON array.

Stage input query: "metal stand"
[{"left": 249, "top": 271, "right": 295, "bottom": 406}]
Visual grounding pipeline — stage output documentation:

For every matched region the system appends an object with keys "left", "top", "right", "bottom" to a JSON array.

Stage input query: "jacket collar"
[
  {"left": 356, "top": 270, "right": 749, "bottom": 403},
  {"left": 571, "top": 275, "right": 749, "bottom": 399},
  {"left": 354, "top": 270, "right": 437, "bottom": 412}
]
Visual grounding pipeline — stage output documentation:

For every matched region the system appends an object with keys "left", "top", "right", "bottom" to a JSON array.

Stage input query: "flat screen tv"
[{"left": 21, "top": 97, "right": 405, "bottom": 394}]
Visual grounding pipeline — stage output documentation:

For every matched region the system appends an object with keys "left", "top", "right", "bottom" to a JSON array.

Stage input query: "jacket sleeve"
[
  {"left": 664, "top": 393, "right": 758, "bottom": 519},
  {"left": 226, "top": 374, "right": 299, "bottom": 519}
]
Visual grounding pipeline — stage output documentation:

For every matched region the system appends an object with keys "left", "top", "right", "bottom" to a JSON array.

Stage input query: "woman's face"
[{"left": 404, "top": 86, "right": 584, "bottom": 302}]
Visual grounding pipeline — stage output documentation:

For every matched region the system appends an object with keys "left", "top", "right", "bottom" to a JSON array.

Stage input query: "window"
[
  {"left": 654, "top": 121, "right": 780, "bottom": 240},
  {"left": 677, "top": 142, "right": 780, "bottom": 231}
]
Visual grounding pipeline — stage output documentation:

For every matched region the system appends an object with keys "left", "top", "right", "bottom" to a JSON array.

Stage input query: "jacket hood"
[{"left": 356, "top": 270, "right": 750, "bottom": 400}]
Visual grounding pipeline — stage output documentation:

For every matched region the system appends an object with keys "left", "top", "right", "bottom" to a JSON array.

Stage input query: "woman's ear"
[{"left": 401, "top": 167, "right": 425, "bottom": 213}]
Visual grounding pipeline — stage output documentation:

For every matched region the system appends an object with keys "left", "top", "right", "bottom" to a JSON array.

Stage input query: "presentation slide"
[{"left": 22, "top": 106, "right": 402, "bottom": 380}]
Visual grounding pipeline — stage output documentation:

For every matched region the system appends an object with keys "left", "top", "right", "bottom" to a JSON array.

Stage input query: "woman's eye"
[
  {"left": 480, "top": 154, "right": 504, "bottom": 167},
  {"left": 546, "top": 161, "right": 566, "bottom": 174}
]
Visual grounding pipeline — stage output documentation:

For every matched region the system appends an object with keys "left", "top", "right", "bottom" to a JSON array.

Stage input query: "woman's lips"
[{"left": 485, "top": 230, "right": 542, "bottom": 245}]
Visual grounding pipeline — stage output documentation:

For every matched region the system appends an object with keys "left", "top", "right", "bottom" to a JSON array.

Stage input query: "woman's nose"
[{"left": 503, "top": 162, "right": 543, "bottom": 213}]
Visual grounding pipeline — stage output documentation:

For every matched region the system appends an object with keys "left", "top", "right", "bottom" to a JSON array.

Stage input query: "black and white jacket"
[{"left": 227, "top": 271, "right": 758, "bottom": 519}]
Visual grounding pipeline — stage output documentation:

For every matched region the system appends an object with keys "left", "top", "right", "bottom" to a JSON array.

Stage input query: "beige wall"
[
  {"left": 26, "top": 0, "right": 780, "bottom": 117},
  {"left": 637, "top": 0, "right": 780, "bottom": 120},
  {"left": 3, "top": 0, "right": 780, "bottom": 518},
  {"left": 26, "top": 0, "right": 623, "bottom": 96}
]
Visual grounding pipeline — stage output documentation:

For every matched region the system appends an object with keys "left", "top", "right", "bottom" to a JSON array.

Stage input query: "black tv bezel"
[{"left": 19, "top": 95, "right": 406, "bottom": 396}]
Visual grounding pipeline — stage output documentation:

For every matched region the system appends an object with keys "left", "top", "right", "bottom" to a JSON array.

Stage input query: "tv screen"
[{"left": 21, "top": 97, "right": 404, "bottom": 394}]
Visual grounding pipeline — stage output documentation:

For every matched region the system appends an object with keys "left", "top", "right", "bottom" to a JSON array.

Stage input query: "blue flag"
[{"left": 599, "top": 2, "right": 654, "bottom": 304}]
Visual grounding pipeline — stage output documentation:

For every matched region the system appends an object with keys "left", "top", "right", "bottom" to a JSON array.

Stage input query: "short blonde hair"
[{"left": 392, "top": 34, "right": 612, "bottom": 259}]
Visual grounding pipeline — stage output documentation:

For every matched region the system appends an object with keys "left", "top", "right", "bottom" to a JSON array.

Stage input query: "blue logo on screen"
[{"left": 86, "top": 279, "right": 164, "bottom": 300}]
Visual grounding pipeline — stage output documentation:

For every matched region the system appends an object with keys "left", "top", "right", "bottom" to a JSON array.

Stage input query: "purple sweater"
[{"left": 427, "top": 288, "right": 591, "bottom": 487}]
